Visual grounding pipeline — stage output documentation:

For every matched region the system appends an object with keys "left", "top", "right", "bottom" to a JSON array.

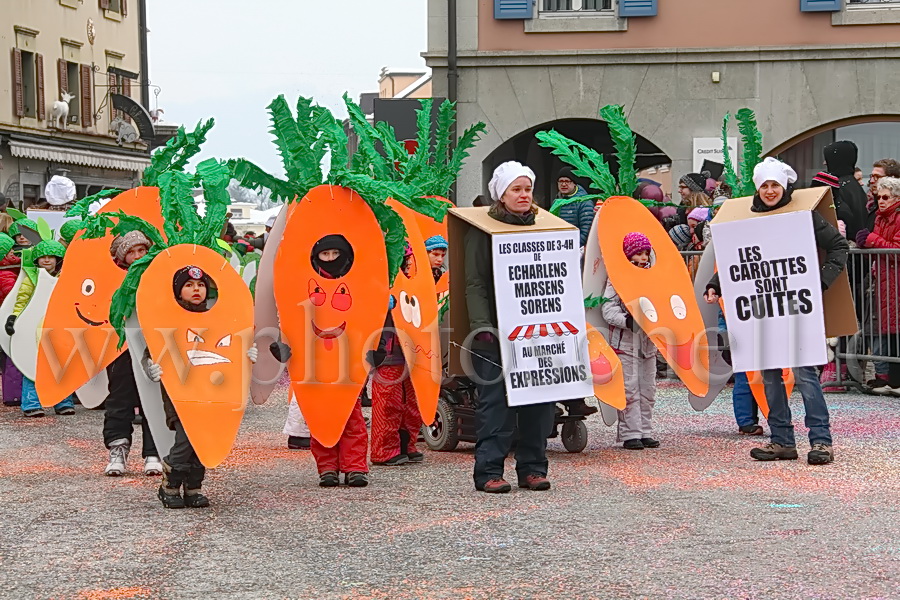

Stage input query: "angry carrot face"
[{"left": 136, "top": 244, "right": 254, "bottom": 468}]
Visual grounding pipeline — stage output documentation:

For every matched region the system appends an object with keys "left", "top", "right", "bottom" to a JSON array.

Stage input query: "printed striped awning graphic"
[{"left": 507, "top": 321, "right": 579, "bottom": 341}]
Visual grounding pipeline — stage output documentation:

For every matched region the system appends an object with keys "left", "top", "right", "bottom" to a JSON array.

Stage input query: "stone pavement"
[{"left": 0, "top": 382, "right": 897, "bottom": 599}]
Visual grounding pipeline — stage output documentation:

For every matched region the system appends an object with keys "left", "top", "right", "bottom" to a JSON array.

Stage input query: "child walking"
[
  {"left": 601, "top": 233, "right": 660, "bottom": 450},
  {"left": 5, "top": 239, "right": 76, "bottom": 417},
  {"left": 103, "top": 231, "right": 161, "bottom": 476},
  {"left": 270, "top": 236, "right": 369, "bottom": 487},
  {"left": 147, "top": 266, "right": 258, "bottom": 508},
  {"left": 370, "top": 246, "right": 422, "bottom": 466},
  {"left": 0, "top": 232, "right": 21, "bottom": 406}
]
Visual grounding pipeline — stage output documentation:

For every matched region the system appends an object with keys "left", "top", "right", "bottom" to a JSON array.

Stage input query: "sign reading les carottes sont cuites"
[
  {"left": 711, "top": 211, "right": 827, "bottom": 372},
  {"left": 492, "top": 229, "right": 593, "bottom": 407}
]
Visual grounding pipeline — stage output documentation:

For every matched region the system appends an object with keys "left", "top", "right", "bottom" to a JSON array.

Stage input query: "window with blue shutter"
[
  {"left": 618, "top": 0, "right": 657, "bottom": 17},
  {"left": 800, "top": 0, "right": 842, "bottom": 12},
  {"left": 495, "top": 0, "right": 535, "bottom": 19}
]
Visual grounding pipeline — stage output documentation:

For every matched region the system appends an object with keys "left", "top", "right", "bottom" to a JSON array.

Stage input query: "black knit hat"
[
  {"left": 679, "top": 172, "right": 707, "bottom": 193},
  {"left": 557, "top": 166, "right": 576, "bottom": 182},
  {"left": 173, "top": 266, "right": 212, "bottom": 298},
  {"left": 823, "top": 141, "right": 858, "bottom": 177}
]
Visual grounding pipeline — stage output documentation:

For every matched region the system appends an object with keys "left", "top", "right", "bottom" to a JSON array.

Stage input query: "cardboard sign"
[
  {"left": 712, "top": 211, "right": 827, "bottom": 371},
  {"left": 711, "top": 187, "right": 857, "bottom": 338},
  {"left": 136, "top": 244, "right": 254, "bottom": 468},
  {"left": 492, "top": 229, "right": 592, "bottom": 406}
]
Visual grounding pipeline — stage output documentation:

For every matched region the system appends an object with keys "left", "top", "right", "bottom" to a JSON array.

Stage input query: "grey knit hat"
[{"left": 113, "top": 230, "right": 151, "bottom": 263}]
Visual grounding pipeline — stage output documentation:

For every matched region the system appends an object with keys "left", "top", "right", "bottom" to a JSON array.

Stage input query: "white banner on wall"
[
  {"left": 711, "top": 211, "right": 827, "bottom": 371},
  {"left": 491, "top": 229, "right": 592, "bottom": 407},
  {"left": 693, "top": 137, "right": 737, "bottom": 173}
]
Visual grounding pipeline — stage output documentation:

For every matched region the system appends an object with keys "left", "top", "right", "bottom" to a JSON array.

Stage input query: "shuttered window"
[
  {"left": 495, "top": 0, "right": 535, "bottom": 19},
  {"left": 57, "top": 58, "right": 68, "bottom": 98},
  {"left": 618, "top": 0, "right": 657, "bottom": 17},
  {"left": 800, "top": 0, "right": 841, "bottom": 11},
  {"left": 35, "top": 53, "right": 45, "bottom": 121},
  {"left": 12, "top": 49, "right": 24, "bottom": 117},
  {"left": 80, "top": 64, "right": 92, "bottom": 127}
]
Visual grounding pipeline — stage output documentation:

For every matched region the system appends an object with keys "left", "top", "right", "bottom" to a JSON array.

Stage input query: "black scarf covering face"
[
  {"left": 488, "top": 202, "right": 537, "bottom": 226},
  {"left": 311, "top": 234, "right": 354, "bottom": 280}
]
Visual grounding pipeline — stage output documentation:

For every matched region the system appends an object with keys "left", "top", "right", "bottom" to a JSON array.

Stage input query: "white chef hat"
[
  {"left": 752, "top": 157, "right": 798, "bottom": 191},
  {"left": 45, "top": 175, "right": 76, "bottom": 206},
  {"left": 265, "top": 214, "right": 277, "bottom": 228},
  {"left": 488, "top": 161, "right": 535, "bottom": 202}
]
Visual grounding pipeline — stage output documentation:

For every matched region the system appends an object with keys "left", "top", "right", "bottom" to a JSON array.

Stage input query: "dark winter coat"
[
  {"left": 707, "top": 191, "right": 849, "bottom": 294},
  {"left": 865, "top": 203, "right": 900, "bottom": 333},
  {"left": 464, "top": 204, "right": 536, "bottom": 352},
  {"left": 553, "top": 185, "right": 594, "bottom": 247},
  {"left": 832, "top": 177, "right": 867, "bottom": 240}
]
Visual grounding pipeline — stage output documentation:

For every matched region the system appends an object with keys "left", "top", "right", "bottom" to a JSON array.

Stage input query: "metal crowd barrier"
[{"left": 677, "top": 247, "right": 900, "bottom": 389}]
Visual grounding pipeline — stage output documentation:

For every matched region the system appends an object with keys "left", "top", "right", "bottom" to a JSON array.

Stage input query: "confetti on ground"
[{"left": 0, "top": 382, "right": 897, "bottom": 599}]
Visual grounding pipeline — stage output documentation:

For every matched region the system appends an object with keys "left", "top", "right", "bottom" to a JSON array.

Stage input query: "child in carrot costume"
[
  {"left": 146, "top": 266, "right": 259, "bottom": 508},
  {"left": 370, "top": 246, "right": 423, "bottom": 467},
  {"left": 601, "top": 233, "right": 660, "bottom": 450},
  {"left": 5, "top": 239, "right": 76, "bottom": 417},
  {"left": 270, "top": 238, "right": 370, "bottom": 488},
  {"left": 0, "top": 232, "right": 21, "bottom": 406}
]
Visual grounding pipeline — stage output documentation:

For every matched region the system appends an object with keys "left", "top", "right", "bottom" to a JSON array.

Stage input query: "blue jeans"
[
  {"left": 762, "top": 366, "right": 832, "bottom": 447},
  {"left": 21, "top": 377, "right": 75, "bottom": 413},
  {"left": 732, "top": 372, "right": 759, "bottom": 427},
  {"left": 719, "top": 311, "right": 759, "bottom": 428}
]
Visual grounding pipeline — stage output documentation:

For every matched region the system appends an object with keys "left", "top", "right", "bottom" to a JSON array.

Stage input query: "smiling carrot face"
[
  {"left": 598, "top": 196, "right": 710, "bottom": 397},
  {"left": 136, "top": 244, "right": 253, "bottom": 468},
  {"left": 387, "top": 200, "right": 441, "bottom": 423},
  {"left": 36, "top": 187, "right": 164, "bottom": 407},
  {"left": 274, "top": 185, "right": 389, "bottom": 448}
]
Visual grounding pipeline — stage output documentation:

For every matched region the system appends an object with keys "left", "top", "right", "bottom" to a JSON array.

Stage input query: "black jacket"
[{"left": 707, "top": 193, "right": 849, "bottom": 294}]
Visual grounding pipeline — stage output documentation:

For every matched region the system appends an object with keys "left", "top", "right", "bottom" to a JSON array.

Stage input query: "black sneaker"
[
  {"left": 640, "top": 437, "right": 660, "bottom": 448},
  {"left": 373, "top": 454, "right": 409, "bottom": 466},
  {"left": 55, "top": 406, "right": 76, "bottom": 416},
  {"left": 750, "top": 443, "right": 798, "bottom": 461},
  {"left": 183, "top": 491, "right": 210, "bottom": 508},
  {"left": 807, "top": 443, "right": 834, "bottom": 465},
  {"left": 287, "top": 436, "right": 310, "bottom": 450},
  {"left": 157, "top": 486, "right": 185, "bottom": 509},
  {"left": 345, "top": 472, "right": 369, "bottom": 487},
  {"left": 739, "top": 424, "right": 764, "bottom": 436},
  {"left": 319, "top": 471, "right": 340, "bottom": 487},
  {"left": 406, "top": 452, "right": 424, "bottom": 463},
  {"left": 623, "top": 439, "right": 644, "bottom": 450},
  {"left": 23, "top": 409, "right": 45, "bottom": 418}
]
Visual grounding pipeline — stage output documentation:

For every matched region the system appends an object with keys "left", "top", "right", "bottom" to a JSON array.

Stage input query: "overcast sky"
[{"left": 146, "top": 0, "right": 428, "bottom": 176}]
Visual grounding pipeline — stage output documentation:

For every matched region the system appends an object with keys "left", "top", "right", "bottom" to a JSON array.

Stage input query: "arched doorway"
[
  {"left": 772, "top": 115, "right": 900, "bottom": 185},
  {"left": 483, "top": 118, "right": 671, "bottom": 209}
]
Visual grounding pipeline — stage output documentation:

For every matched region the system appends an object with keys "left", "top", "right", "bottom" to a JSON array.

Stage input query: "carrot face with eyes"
[
  {"left": 274, "top": 185, "right": 389, "bottom": 448},
  {"left": 136, "top": 244, "right": 253, "bottom": 468},
  {"left": 36, "top": 187, "right": 165, "bottom": 407},
  {"left": 386, "top": 200, "right": 441, "bottom": 423},
  {"left": 598, "top": 196, "right": 710, "bottom": 397}
]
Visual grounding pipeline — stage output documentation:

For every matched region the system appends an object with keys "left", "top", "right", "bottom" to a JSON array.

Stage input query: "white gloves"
[
  {"left": 147, "top": 362, "right": 163, "bottom": 382},
  {"left": 247, "top": 344, "right": 258, "bottom": 364}
]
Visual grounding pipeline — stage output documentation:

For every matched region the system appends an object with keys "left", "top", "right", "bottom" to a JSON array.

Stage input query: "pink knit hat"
[
  {"left": 687, "top": 207, "right": 710, "bottom": 222},
  {"left": 623, "top": 232, "right": 652, "bottom": 259}
]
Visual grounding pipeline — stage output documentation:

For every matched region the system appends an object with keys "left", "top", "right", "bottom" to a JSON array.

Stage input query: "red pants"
[
  {"left": 370, "top": 364, "right": 420, "bottom": 462},
  {"left": 310, "top": 399, "right": 369, "bottom": 474}
]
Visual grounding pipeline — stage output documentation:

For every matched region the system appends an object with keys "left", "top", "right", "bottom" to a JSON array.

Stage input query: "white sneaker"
[
  {"left": 143, "top": 456, "right": 163, "bottom": 476},
  {"left": 104, "top": 439, "right": 130, "bottom": 476},
  {"left": 871, "top": 384, "right": 894, "bottom": 395}
]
